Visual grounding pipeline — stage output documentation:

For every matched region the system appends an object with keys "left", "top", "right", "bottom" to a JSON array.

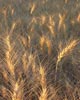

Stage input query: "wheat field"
[{"left": 0, "top": 0, "right": 80, "bottom": 100}]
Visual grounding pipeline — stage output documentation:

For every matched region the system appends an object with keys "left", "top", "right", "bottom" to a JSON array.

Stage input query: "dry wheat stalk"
[
  {"left": 5, "top": 35, "right": 15, "bottom": 76},
  {"left": 56, "top": 39, "right": 79, "bottom": 77},
  {"left": 39, "top": 66, "right": 48, "bottom": 100},
  {"left": 57, "top": 39, "right": 78, "bottom": 64}
]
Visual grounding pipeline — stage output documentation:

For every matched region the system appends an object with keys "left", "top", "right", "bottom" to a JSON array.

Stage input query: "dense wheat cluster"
[{"left": 0, "top": 0, "right": 80, "bottom": 100}]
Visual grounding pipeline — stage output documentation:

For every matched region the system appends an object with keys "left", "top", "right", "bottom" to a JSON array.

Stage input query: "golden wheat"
[
  {"left": 56, "top": 39, "right": 79, "bottom": 66},
  {"left": 0, "top": 0, "right": 80, "bottom": 100}
]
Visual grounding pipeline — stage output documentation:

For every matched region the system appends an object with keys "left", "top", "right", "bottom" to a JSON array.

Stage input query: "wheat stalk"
[
  {"left": 56, "top": 39, "right": 79, "bottom": 79},
  {"left": 39, "top": 66, "right": 48, "bottom": 100},
  {"left": 57, "top": 39, "right": 78, "bottom": 64},
  {"left": 5, "top": 35, "right": 15, "bottom": 76}
]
